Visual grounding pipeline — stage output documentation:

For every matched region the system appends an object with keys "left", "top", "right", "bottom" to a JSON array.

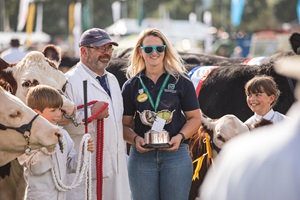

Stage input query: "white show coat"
[{"left": 64, "top": 62, "right": 131, "bottom": 200}]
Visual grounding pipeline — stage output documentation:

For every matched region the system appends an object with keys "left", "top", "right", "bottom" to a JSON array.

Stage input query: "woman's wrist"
[
  {"left": 133, "top": 135, "right": 139, "bottom": 144},
  {"left": 178, "top": 132, "right": 186, "bottom": 143}
]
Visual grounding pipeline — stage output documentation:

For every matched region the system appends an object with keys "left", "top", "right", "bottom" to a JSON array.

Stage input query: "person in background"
[
  {"left": 230, "top": 46, "right": 243, "bottom": 58},
  {"left": 122, "top": 28, "right": 201, "bottom": 200},
  {"left": 244, "top": 75, "right": 287, "bottom": 126},
  {"left": 64, "top": 28, "right": 131, "bottom": 200},
  {"left": 0, "top": 38, "right": 28, "bottom": 63},
  {"left": 18, "top": 85, "right": 94, "bottom": 200}
]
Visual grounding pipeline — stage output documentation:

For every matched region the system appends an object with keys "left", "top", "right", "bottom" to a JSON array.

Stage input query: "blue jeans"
[{"left": 128, "top": 143, "right": 193, "bottom": 200}]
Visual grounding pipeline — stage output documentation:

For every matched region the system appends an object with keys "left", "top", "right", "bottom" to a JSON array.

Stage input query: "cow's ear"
[
  {"left": 0, "top": 58, "right": 10, "bottom": 70},
  {"left": 0, "top": 59, "right": 17, "bottom": 94},
  {"left": 42, "top": 44, "right": 62, "bottom": 67},
  {"left": 289, "top": 33, "right": 300, "bottom": 55}
]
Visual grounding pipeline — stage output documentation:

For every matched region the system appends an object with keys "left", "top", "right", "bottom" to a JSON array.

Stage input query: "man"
[
  {"left": 64, "top": 28, "right": 131, "bottom": 200},
  {"left": 0, "top": 38, "right": 28, "bottom": 63}
]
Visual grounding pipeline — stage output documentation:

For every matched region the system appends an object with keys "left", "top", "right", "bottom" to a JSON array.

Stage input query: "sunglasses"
[{"left": 140, "top": 45, "right": 166, "bottom": 54}]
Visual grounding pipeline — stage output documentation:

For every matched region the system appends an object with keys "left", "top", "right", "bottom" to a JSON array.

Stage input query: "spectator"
[{"left": 1, "top": 38, "right": 28, "bottom": 63}]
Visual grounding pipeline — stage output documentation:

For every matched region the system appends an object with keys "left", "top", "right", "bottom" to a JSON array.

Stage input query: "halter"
[
  {"left": 0, "top": 114, "right": 39, "bottom": 155},
  {"left": 63, "top": 111, "right": 81, "bottom": 127}
]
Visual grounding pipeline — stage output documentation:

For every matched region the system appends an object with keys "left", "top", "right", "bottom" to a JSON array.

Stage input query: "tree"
[{"left": 274, "top": 0, "right": 298, "bottom": 23}]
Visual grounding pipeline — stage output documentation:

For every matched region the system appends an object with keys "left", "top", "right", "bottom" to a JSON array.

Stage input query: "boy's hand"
[{"left": 87, "top": 138, "right": 95, "bottom": 153}]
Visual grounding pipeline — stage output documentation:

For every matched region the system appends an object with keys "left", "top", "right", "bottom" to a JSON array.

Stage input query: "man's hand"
[{"left": 91, "top": 101, "right": 109, "bottom": 119}]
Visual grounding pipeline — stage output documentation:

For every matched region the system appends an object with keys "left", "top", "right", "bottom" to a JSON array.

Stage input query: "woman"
[{"left": 122, "top": 28, "right": 201, "bottom": 200}]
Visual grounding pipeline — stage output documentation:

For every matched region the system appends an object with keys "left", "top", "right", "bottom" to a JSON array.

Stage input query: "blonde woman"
[{"left": 122, "top": 28, "right": 201, "bottom": 200}]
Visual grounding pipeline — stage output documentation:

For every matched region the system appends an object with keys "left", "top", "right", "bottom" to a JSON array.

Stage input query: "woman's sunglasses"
[{"left": 140, "top": 45, "right": 166, "bottom": 54}]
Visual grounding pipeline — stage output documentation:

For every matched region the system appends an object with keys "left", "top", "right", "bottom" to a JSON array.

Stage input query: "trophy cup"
[
  {"left": 137, "top": 110, "right": 175, "bottom": 148},
  {"left": 143, "top": 129, "right": 171, "bottom": 148}
]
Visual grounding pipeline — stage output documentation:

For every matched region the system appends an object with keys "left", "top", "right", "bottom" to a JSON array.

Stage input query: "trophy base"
[{"left": 143, "top": 143, "right": 172, "bottom": 148}]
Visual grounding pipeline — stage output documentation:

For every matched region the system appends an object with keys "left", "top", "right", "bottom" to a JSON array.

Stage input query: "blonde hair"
[
  {"left": 26, "top": 85, "right": 63, "bottom": 112},
  {"left": 126, "top": 28, "right": 187, "bottom": 79},
  {"left": 245, "top": 75, "right": 281, "bottom": 107}
]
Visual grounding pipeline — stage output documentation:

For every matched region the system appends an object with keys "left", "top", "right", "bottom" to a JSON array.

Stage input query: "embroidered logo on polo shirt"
[
  {"left": 165, "top": 83, "right": 176, "bottom": 93},
  {"left": 168, "top": 84, "right": 175, "bottom": 90}
]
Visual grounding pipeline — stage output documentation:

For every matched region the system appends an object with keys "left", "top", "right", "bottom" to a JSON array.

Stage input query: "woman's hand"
[
  {"left": 165, "top": 134, "right": 182, "bottom": 151},
  {"left": 134, "top": 135, "right": 154, "bottom": 153}
]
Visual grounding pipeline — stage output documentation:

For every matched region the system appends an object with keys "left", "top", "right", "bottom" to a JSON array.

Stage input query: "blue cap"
[{"left": 79, "top": 28, "right": 118, "bottom": 47}]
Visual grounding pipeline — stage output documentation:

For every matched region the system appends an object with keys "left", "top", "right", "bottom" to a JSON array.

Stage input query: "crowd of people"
[{"left": 0, "top": 27, "right": 297, "bottom": 200}]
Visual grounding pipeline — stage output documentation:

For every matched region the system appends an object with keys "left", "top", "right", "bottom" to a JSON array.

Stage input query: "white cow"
[
  {"left": 0, "top": 45, "right": 76, "bottom": 199},
  {"left": 0, "top": 88, "right": 61, "bottom": 166}
]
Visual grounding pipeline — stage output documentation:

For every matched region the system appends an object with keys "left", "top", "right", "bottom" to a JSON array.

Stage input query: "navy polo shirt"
[{"left": 122, "top": 70, "right": 199, "bottom": 139}]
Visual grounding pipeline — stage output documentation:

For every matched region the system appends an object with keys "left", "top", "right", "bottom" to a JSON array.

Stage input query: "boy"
[{"left": 18, "top": 85, "right": 94, "bottom": 200}]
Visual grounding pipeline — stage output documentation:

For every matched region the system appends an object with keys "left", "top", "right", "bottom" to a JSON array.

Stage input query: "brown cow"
[
  {"left": 189, "top": 114, "right": 249, "bottom": 200},
  {"left": 0, "top": 45, "right": 76, "bottom": 200}
]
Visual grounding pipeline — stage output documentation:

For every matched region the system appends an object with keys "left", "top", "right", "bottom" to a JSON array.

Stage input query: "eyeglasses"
[
  {"left": 140, "top": 45, "right": 166, "bottom": 54},
  {"left": 85, "top": 45, "right": 114, "bottom": 53}
]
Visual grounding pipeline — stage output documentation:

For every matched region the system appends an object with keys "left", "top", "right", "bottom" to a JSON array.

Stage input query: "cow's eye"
[
  {"left": 22, "top": 81, "right": 31, "bottom": 87},
  {"left": 217, "top": 134, "right": 226, "bottom": 143},
  {"left": 10, "top": 111, "right": 21, "bottom": 118}
]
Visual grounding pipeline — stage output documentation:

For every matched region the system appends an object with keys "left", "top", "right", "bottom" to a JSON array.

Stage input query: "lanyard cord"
[{"left": 138, "top": 73, "right": 170, "bottom": 112}]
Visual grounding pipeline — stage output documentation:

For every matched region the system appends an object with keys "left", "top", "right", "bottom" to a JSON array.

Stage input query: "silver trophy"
[{"left": 143, "top": 129, "right": 171, "bottom": 148}]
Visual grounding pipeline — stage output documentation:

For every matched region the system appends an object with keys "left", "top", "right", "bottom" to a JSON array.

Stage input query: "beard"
[{"left": 86, "top": 54, "right": 111, "bottom": 72}]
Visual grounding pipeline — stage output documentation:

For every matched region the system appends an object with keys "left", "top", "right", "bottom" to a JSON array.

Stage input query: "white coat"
[
  {"left": 18, "top": 128, "right": 77, "bottom": 200},
  {"left": 64, "top": 62, "right": 131, "bottom": 200}
]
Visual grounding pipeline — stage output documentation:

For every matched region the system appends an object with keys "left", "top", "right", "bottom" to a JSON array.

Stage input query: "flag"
[
  {"left": 231, "top": 0, "right": 244, "bottom": 27},
  {"left": 26, "top": 2, "right": 36, "bottom": 46},
  {"left": 35, "top": 2, "right": 43, "bottom": 32},
  {"left": 26, "top": 2, "right": 36, "bottom": 34},
  {"left": 17, "top": 0, "right": 30, "bottom": 32},
  {"left": 297, "top": 0, "right": 300, "bottom": 24}
]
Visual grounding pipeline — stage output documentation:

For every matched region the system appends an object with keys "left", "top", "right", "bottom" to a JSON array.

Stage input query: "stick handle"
[{"left": 83, "top": 80, "right": 88, "bottom": 133}]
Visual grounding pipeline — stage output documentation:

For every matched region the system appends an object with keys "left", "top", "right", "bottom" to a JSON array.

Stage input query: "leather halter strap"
[{"left": 0, "top": 114, "right": 39, "bottom": 135}]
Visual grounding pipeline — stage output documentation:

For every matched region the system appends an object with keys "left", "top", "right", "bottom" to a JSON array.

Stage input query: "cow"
[
  {"left": 188, "top": 113, "right": 249, "bottom": 200},
  {"left": 0, "top": 88, "right": 61, "bottom": 167},
  {"left": 0, "top": 45, "right": 76, "bottom": 200}
]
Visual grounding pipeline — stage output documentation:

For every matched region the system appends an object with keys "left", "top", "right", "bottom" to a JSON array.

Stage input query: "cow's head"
[
  {"left": 0, "top": 45, "right": 76, "bottom": 125},
  {"left": 0, "top": 88, "right": 61, "bottom": 166},
  {"left": 202, "top": 114, "right": 249, "bottom": 152}
]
